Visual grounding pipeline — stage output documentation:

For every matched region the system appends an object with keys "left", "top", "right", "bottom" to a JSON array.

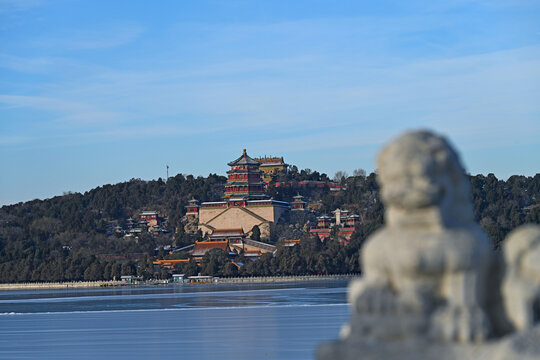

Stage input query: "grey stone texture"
[
  {"left": 502, "top": 225, "right": 540, "bottom": 331},
  {"left": 317, "top": 130, "right": 540, "bottom": 360}
]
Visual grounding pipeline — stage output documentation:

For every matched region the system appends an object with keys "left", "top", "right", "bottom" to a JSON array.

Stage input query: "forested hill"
[
  {"left": 469, "top": 174, "right": 540, "bottom": 245},
  {"left": 0, "top": 170, "right": 538, "bottom": 283},
  {"left": 2, "top": 173, "right": 227, "bottom": 236},
  {"left": 0, "top": 173, "right": 226, "bottom": 282}
]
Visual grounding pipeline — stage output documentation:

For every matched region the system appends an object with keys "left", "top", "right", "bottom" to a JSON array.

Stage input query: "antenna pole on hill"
[{"left": 166, "top": 165, "right": 169, "bottom": 182}]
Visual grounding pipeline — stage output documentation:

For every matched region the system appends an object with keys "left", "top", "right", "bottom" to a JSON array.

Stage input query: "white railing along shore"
[
  {"left": 0, "top": 280, "right": 121, "bottom": 290},
  {"left": 0, "top": 274, "right": 358, "bottom": 290},
  {"left": 214, "top": 274, "right": 357, "bottom": 283}
]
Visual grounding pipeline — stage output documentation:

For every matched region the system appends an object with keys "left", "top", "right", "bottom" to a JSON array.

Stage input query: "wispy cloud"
[
  {"left": 56, "top": 111, "right": 127, "bottom": 127},
  {"left": 0, "top": 94, "right": 91, "bottom": 112},
  {"left": 2, "top": 42, "right": 531, "bottom": 151},
  {"left": 0, "top": 94, "right": 127, "bottom": 128},
  {"left": 1, "top": 6, "right": 538, "bottom": 152},
  {"left": 2, "top": 42, "right": 538, "bottom": 148},
  {"left": 0, "top": 53, "right": 63, "bottom": 73},
  {"left": 0, "top": 53, "right": 106, "bottom": 74},
  {"left": 0, "top": 135, "right": 32, "bottom": 146},
  {"left": 33, "top": 24, "right": 145, "bottom": 50},
  {"left": 0, "top": 0, "right": 42, "bottom": 14},
  {"left": 95, "top": 55, "right": 316, "bottom": 83}
]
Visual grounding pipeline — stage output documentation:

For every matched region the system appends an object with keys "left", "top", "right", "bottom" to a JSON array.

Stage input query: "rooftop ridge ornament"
[{"left": 227, "top": 148, "right": 261, "bottom": 167}]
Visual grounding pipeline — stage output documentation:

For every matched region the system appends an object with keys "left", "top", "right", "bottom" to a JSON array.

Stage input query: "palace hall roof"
[
  {"left": 255, "top": 156, "right": 287, "bottom": 166},
  {"left": 210, "top": 228, "right": 245, "bottom": 237},
  {"left": 227, "top": 149, "right": 261, "bottom": 166},
  {"left": 191, "top": 240, "right": 230, "bottom": 257},
  {"left": 243, "top": 239, "right": 276, "bottom": 252}
]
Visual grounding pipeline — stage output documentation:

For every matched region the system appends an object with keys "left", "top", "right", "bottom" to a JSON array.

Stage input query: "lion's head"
[{"left": 377, "top": 130, "right": 474, "bottom": 227}]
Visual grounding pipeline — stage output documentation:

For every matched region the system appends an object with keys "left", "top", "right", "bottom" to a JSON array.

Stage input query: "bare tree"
[
  {"left": 353, "top": 168, "right": 366, "bottom": 178},
  {"left": 334, "top": 171, "right": 348, "bottom": 182}
]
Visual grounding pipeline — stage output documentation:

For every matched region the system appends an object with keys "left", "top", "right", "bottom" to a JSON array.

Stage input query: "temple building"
[
  {"left": 224, "top": 149, "right": 267, "bottom": 199},
  {"left": 253, "top": 155, "right": 288, "bottom": 183},
  {"left": 203, "top": 228, "right": 275, "bottom": 257},
  {"left": 310, "top": 209, "right": 361, "bottom": 242},
  {"left": 185, "top": 199, "right": 200, "bottom": 216},
  {"left": 154, "top": 227, "right": 276, "bottom": 268},
  {"left": 291, "top": 194, "right": 307, "bottom": 211},
  {"left": 191, "top": 240, "right": 231, "bottom": 259},
  {"left": 310, "top": 215, "right": 332, "bottom": 240},
  {"left": 208, "top": 228, "right": 245, "bottom": 244},
  {"left": 139, "top": 211, "right": 159, "bottom": 222},
  {"left": 194, "top": 149, "right": 290, "bottom": 238}
]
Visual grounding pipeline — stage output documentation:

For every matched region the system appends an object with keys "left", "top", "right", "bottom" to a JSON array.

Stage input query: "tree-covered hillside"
[
  {"left": 0, "top": 174, "right": 225, "bottom": 282},
  {"left": 0, "top": 170, "right": 538, "bottom": 283}
]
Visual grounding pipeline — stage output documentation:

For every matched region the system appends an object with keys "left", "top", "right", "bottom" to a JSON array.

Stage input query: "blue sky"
[{"left": 1, "top": 0, "right": 539, "bottom": 205}]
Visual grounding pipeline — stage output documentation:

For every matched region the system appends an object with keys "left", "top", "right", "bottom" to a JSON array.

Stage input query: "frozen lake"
[{"left": 0, "top": 281, "right": 350, "bottom": 359}]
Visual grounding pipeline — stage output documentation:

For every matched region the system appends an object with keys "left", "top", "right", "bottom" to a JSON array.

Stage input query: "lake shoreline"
[
  {"left": 0, "top": 280, "right": 122, "bottom": 290},
  {"left": 0, "top": 274, "right": 357, "bottom": 291}
]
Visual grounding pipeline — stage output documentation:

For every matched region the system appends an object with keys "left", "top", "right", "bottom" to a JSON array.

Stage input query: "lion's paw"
[
  {"left": 353, "top": 286, "right": 429, "bottom": 315},
  {"left": 429, "top": 304, "right": 489, "bottom": 343},
  {"left": 353, "top": 286, "right": 399, "bottom": 314}
]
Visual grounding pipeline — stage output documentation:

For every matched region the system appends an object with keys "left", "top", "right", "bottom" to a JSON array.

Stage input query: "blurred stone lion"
[{"left": 348, "top": 130, "right": 493, "bottom": 342}]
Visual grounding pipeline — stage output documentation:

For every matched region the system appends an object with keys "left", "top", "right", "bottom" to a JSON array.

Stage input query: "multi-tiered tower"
[
  {"left": 192, "top": 149, "right": 290, "bottom": 238},
  {"left": 224, "top": 149, "right": 266, "bottom": 200}
]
